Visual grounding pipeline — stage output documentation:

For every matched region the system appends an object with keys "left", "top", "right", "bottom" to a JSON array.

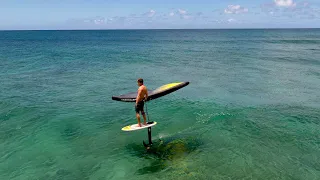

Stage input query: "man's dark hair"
[{"left": 137, "top": 78, "right": 143, "bottom": 84}]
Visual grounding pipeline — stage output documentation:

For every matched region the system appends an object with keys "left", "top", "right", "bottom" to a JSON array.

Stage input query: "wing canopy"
[{"left": 111, "top": 81, "right": 189, "bottom": 102}]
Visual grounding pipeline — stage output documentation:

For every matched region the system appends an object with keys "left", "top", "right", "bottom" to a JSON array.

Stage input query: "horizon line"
[{"left": 1, "top": 27, "right": 320, "bottom": 31}]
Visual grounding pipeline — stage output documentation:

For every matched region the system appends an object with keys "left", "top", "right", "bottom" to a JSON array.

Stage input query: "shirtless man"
[{"left": 135, "top": 78, "right": 148, "bottom": 127}]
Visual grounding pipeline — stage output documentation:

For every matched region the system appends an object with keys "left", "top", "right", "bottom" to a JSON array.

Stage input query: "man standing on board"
[{"left": 135, "top": 78, "right": 148, "bottom": 127}]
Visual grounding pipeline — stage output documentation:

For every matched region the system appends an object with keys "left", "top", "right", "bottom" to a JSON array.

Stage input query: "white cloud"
[
  {"left": 149, "top": 9, "right": 156, "bottom": 17},
  {"left": 274, "top": 0, "right": 296, "bottom": 7},
  {"left": 182, "top": 15, "right": 192, "bottom": 19},
  {"left": 178, "top": 9, "right": 187, "bottom": 15},
  {"left": 83, "top": 17, "right": 106, "bottom": 25},
  {"left": 176, "top": 9, "right": 193, "bottom": 20},
  {"left": 227, "top": 18, "right": 236, "bottom": 23},
  {"left": 144, "top": 9, "right": 156, "bottom": 17},
  {"left": 169, "top": 12, "right": 175, "bottom": 16},
  {"left": 94, "top": 19, "right": 104, "bottom": 25},
  {"left": 261, "top": 1, "right": 319, "bottom": 19},
  {"left": 224, "top": 5, "right": 248, "bottom": 14},
  {"left": 196, "top": 12, "right": 203, "bottom": 16},
  {"left": 66, "top": 16, "right": 108, "bottom": 27}
]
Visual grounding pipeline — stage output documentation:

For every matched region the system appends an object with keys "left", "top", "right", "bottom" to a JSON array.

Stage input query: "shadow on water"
[{"left": 125, "top": 135, "right": 203, "bottom": 175}]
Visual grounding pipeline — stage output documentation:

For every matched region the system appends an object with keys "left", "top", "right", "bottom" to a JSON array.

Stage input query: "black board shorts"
[{"left": 135, "top": 101, "right": 144, "bottom": 113}]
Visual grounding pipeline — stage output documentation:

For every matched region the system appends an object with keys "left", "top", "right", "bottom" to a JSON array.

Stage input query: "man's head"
[{"left": 137, "top": 78, "right": 143, "bottom": 86}]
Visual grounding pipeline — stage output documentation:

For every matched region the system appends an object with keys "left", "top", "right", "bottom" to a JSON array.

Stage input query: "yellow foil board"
[{"left": 121, "top": 121, "right": 157, "bottom": 131}]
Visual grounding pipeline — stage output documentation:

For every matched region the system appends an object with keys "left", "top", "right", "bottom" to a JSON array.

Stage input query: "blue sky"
[{"left": 0, "top": 0, "right": 320, "bottom": 29}]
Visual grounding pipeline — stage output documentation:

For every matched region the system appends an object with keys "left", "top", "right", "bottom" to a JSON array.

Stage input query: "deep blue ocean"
[{"left": 0, "top": 29, "right": 319, "bottom": 180}]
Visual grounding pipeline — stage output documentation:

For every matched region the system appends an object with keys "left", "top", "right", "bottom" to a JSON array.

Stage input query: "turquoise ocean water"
[{"left": 0, "top": 29, "right": 320, "bottom": 180}]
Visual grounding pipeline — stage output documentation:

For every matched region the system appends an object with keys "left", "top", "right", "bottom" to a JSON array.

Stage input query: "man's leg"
[
  {"left": 141, "top": 111, "right": 147, "bottom": 125},
  {"left": 135, "top": 104, "right": 142, "bottom": 127},
  {"left": 136, "top": 112, "right": 141, "bottom": 127}
]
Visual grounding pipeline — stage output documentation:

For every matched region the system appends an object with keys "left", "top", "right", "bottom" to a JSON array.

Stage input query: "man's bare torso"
[{"left": 137, "top": 85, "right": 148, "bottom": 102}]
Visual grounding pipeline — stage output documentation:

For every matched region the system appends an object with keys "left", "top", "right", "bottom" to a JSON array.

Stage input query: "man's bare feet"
[
  {"left": 138, "top": 123, "right": 142, "bottom": 127},
  {"left": 143, "top": 122, "right": 147, "bottom": 126}
]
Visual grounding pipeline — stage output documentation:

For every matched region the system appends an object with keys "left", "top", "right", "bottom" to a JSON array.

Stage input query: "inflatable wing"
[{"left": 111, "top": 82, "right": 189, "bottom": 102}]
